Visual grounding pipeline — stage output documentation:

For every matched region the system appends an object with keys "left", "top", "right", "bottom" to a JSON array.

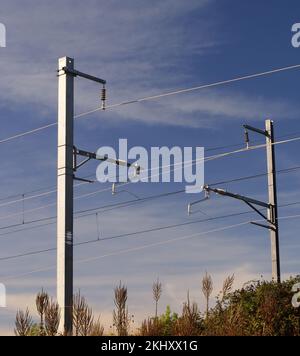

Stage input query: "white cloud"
[
  {"left": 0, "top": 0, "right": 297, "bottom": 131},
  {"left": 0, "top": 0, "right": 215, "bottom": 111},
  {"left": 0, "top": 0, "right": 299, "bottom": 336}
]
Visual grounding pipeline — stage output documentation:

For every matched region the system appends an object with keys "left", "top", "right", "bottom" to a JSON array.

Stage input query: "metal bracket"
[
  {"left": 73, "top": 146, "right": 141, "bottom": 182},
  {"left": 203, "top": 185, "right": 269, "bottom": 208},
  {"left": 251, "top": 221, "right": 276, "bottom": 231},
  {"left": 73, "top": 146, "right": 108, "bottom": 172},
  {"left": 243, "top": 124, "right": 271, "bottom": 149},
  {"left": 203, "top": 183, "right": 276, "bottom": 223},
  {"left": 244, "top": 201, "right": 272, "bottom": 224},
  {"left": 243, "top": 124, "right": 269, "bottom": 138},
  {"left": 73, "top": 175, "right": 94, "bottom": 183},
  {"left": 60, "top": 67, "right": 106, "bottom": 85}
]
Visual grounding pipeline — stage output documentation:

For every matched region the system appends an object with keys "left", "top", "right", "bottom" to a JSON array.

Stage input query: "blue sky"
[{"left": 0, "top": 0, "right": 300, "bottom": 334}]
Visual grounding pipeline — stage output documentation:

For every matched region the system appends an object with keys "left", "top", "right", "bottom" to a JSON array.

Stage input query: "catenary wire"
[
  {"left": 1, "top": 63, "right": 300, "bottom": 145},
  {"left": 1, "top": 127, "right": 299, "bottom": 206},
  {"left": 0, "top": 123, "right": 299, "bottom": 208},
  {"left": 2, "top": 213, "right": 300, "bottom": 281},
  {"left": 0, "top": 200, "right": 299, "bottom": 261},
  {"left": 0, "top": 221, "right": 261, "bottom": 279},
  {"left": 0, "top": 150, "right": 299, "bottom": 223}
]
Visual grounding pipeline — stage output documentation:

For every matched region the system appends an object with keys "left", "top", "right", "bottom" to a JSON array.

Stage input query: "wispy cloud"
[
  {"left": 0, "top": 0, "right": 215, "bottom": 111},
  {"left": 1, "top": 0, "right": 298, "bottom": 130},
  {"left": 0, "top": 0, "right": 299, "bottom": 336}
]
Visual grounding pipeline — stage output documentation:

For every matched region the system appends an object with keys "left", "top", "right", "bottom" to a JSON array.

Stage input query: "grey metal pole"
[
  {"left": 265, "top": 119, "right": 281, "bottom": 283},
  {"left": 57, "top": 56, "right": 74, "bottom": 334}
]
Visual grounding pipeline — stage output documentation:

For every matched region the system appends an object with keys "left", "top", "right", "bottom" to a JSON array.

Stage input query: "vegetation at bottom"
[{"left": 14, "top": 275, "right": 300, "bottom": 336}]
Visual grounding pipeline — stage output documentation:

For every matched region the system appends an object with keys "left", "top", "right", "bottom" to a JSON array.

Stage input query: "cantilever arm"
[
  {"left": 202, "top": 185, "right": 269, "bottom": 208},
  {"left": 202, "top": 184, "right": 273, "bottom": 224}
]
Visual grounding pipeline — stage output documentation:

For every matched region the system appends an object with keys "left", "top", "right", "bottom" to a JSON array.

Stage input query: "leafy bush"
[
  {"left": 14, "top": 276, "right": 300, "bottom": 336},
  {"left": 204, "top": 276, "right": 300, "bottom": 336}
]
